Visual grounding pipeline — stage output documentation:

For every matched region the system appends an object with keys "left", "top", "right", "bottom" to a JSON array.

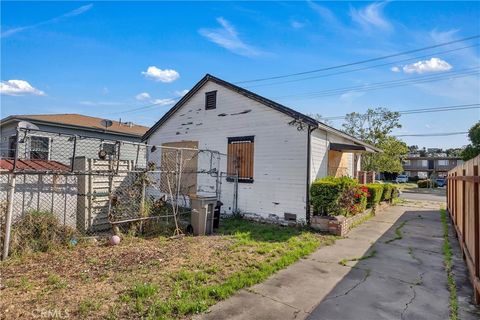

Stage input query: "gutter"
[{"left": 305, "top": 125, "right": 315, "bottom": 225}]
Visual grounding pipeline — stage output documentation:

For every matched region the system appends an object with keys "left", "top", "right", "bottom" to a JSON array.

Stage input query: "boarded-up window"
[{"left": 227, "top": 136, "right": 254, "bottom": 183}]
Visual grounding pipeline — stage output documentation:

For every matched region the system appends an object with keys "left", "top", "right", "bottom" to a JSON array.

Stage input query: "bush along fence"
[
  {"left": 310, "top": 176, "right": 399, "bottom": 236},
  {"left": 446, "top": 154, "right": 480, "bottom": 304}
]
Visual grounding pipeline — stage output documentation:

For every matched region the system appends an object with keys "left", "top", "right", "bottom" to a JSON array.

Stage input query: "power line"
[
  {"left": 235, "top": 35, "right": 480, "bottom": 84},
  {"left": 275, "top": 67, "right": 479, "bottom": 100},
  {"left": 394, "top": 132, "right": 468, "bottom": 137},
  {"left": 322, "top": 103, "right": 480, "bottom": 121},
  {"left": 245, "top": 44, "right": 480, "bottom": 88},
  {"left": 106, "top": 98, "right": 181, "bottom": 115}
]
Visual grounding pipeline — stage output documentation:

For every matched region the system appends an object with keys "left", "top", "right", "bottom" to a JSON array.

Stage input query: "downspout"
[{"left": 305, "top": 125, "right": 315, "bottom": 225}]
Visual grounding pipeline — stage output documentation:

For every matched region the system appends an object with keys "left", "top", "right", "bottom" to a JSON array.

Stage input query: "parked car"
[
  {"left": 396, "top": 175, "right": 408, "bottom": 183},
  {"left": 436, "top": 178, "right": 446, "bottom": 187}
]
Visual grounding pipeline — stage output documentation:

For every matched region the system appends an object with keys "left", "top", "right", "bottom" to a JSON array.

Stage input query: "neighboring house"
[
  {"left": 143, "top": 74, "right": 380, "bottom": 223},
  {"left": 402, "top": 156, "right": 462, "bottom": 179},
  {"left": 0, "top": 114, "right": 149, "bottom": 164}
]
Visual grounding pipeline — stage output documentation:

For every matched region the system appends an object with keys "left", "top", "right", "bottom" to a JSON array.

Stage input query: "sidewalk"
[{"left": 198, "top": 204, "right": 479, "bottom": 320}]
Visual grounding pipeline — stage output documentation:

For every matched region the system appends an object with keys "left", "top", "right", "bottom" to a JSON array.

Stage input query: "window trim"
[
  {"left": 27, "top": 135, "right": 51, "bottom": 160},
  {"left": 7, "top": 135, "right": 17, "bottom": 158},
  {"left": 227, "top": 135, "right": 255, "bottom": 183},
  {"left": 205, "top": 91, "right": 217, "bottom": 110}
]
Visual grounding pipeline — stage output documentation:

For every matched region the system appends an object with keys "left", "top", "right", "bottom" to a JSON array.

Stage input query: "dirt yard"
[{"left": 0, "top": 218, "right": 335, "bottom": 319}]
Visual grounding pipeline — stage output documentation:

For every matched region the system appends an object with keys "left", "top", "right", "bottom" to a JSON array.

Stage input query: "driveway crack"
[
  {"left": 323, "top": 268, "right": 371, "bottom": 301},
  {"left": 246, "top": 288, "right": 302, "bottom": 313},
  {"left": 401, "top": 271, "right": 425, "bottom": 320}
]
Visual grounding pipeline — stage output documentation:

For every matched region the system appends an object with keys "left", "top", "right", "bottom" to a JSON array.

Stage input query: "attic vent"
[{"left": 205, "top": 91, "right": 217, "bottom": 110}]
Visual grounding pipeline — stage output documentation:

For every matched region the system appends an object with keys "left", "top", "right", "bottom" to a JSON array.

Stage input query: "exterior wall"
[
  {"left": 0, "top": 121, "right": 145, "bottom": 166},
  {"left": 310, "top": 129, "right": 358, "bottom": 181},
  {"left": 310, "top": 129, "right": 328, "bottom": 181},
  {"left": 0, "top": 122, "right": 17, "bottom": 156},
  {"left": 403, "top": 157, "right": 463, "bottom": 178},
  {"left": 146, "top": 80, "right": 309, "bottom": 222}
]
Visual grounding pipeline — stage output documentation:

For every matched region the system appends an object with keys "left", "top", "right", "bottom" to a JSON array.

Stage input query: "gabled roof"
[
  {"left": 142, "top": 74, "right": 381, "bottom": 152},
  {"left": 1, "top": 114, "right": 148, "bottom": 137}
]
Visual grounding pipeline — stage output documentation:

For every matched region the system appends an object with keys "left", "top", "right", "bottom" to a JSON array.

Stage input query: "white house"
[{"left": 143, "top": 74, "right": 380, "bottom": 224}]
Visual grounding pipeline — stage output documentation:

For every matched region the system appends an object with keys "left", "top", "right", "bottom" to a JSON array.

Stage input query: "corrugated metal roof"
[{"left": 0, "top": 159, "right": 70, "bottom": 172}]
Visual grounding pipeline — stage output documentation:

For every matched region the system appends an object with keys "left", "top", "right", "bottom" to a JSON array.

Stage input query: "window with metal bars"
[
  {"left": 28, "top": 136, "right": 50, "bottom": 160},
  {"left": 227, "top": 136, "right": 254, "bottom": 183},
  {"left": 205, "top": 91, "right": 217, "bottom": 110}
]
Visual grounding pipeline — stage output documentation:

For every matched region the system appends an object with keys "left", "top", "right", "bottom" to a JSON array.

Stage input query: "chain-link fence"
[{"left": 1, "top": 127, "right": 235, "bottom": 259}]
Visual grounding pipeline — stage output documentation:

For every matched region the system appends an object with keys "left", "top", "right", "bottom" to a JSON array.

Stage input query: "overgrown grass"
[
  {"left": 2, "top": 217, "right": 335, "bottom": 319},
  {"left": 125, "top": 218, "right": 335, "bottom": 319},
  {"left": 440, "top": 209, "right": 458, "bottom": 320}
]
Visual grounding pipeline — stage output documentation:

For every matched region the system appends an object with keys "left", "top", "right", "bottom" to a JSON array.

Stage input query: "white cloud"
[
  {"left": 141, "top": 66, "right": 180, "bottom": 83},
  {"left": 135, "top": 92, "right": 151, "bottom": 101},
  {"left": 0, "top": 80, "right": 45, "bottom": 96},
  {"left": 1, "top": 4, "right": 93, "bottom": 38},
  {"left": 308, "top": 1, "right": 338, "bottom": 25},
  {"left": 350, "top": 2, "right": 392, "bottom": 31},
  {"left": 152, "top": 98, "right": 176, "bottom": 106},
  {"left": 199, "top": 17, "right": 263, "bottom": 57},
  {"left": 174, "top": 89, "right": 189, "bottom": 97},
  {"left": 391, "top": 66, "right": 401, "bottom": 72},
  {"left": 291, "top": 20, "right": 306, "bottom": 29},
  {"left": 339, "top": 91, "right": 365, "bottom": 103},
  {"left": 402, "top": 58, "right": 452, "bottom": 74}
]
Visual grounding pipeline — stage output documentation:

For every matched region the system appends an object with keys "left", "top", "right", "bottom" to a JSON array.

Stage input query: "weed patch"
[
  {"left": 339, "top": 249, "right": 377, "bottom": 266},
  {"left": 440, "top": 209, "right": 458, "bottom": 320},
  {"left": 1, "top": 218, "right": 335, "bottom": 319},
  {"left": 385, "top": 220, "right": 408, "bottom": 244}
]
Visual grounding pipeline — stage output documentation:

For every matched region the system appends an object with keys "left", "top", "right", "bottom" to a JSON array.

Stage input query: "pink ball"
[{"left": 110, "top": 235, "right": 121, "bottom": 246}]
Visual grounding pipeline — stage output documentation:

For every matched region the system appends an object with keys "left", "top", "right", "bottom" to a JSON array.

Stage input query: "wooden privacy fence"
[{"left": 447, "top": 155, "right": 480, "bottom": 304}]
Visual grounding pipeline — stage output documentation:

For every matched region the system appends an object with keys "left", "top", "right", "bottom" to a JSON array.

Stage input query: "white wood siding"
[
  {"left": 147, "top": 81, "right": 309, "bottom": 222},
  {"left": 310, "top": 129, "right": 328, "bottom": 181},
  {"left": 310, "top": 129, "right": 356, "bottom": 180}
]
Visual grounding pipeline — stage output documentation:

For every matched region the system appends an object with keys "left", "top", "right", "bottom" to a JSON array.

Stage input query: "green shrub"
[
  {"left": 381, "top": 184, "right": 394, "bottom": 201},
  {"left": 310, "top": 176, "right": 367, "bottom": 217},
  {"left": 310, "top": 180, "right": 343, "bottom": 216},
  {"left": 364, "top": 184, "right": 384, "bottom": 208},
  {"left": 391, "top": 185, "right": 400, "bottom": 199},
  {"left": 417, "top": 180, "right": 438, "bottom": 188}
]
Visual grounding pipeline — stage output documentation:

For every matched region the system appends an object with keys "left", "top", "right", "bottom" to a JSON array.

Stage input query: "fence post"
[
  {"left": 474, "top": 165, "right": 480, "bottom": 304},
  {"left": 2, "top": 173, "right": 17, "bottom": 260}
]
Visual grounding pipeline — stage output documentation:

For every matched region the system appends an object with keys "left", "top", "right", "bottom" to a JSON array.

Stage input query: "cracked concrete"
[{"left": 197, "top": 204, "right": 480, "bottom": 320}]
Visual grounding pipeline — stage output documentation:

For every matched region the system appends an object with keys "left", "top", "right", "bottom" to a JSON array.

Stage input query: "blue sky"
[{"left": 1, "top": 1, "right": 479, "bottom": 148}]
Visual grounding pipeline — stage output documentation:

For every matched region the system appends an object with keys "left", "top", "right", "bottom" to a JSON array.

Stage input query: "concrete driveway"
[{"left": 198, "top": 204, "right": 479, "bottom": 320}]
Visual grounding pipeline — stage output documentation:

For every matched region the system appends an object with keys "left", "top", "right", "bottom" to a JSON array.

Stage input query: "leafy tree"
[
  {"left": 342, "top": 107, "right": 406, "bottom": 173},
  {"left": 445, "top": 148, "right": 463, "bottom": 157},
  {"left": 461, "top": 121, "right": 480, "bottom": 161},
  {"left": 342, "top": 107, "right": 401, "bottom": 145},
  {"left": 372, "top": 137, "right": 409, "bottom": 173}
]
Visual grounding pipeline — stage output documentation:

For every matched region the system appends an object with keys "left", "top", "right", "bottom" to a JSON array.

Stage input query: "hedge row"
[{"left": 311, "top": 178, "right": 399, "bottom": 217}]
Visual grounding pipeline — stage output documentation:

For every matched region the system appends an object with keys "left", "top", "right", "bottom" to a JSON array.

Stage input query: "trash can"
[
  {"left": 190, "top": 195, "right": 217, "bottom": 235},
  {"left": 213, "top": 201, "right": 223, "bottom": 229}
]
